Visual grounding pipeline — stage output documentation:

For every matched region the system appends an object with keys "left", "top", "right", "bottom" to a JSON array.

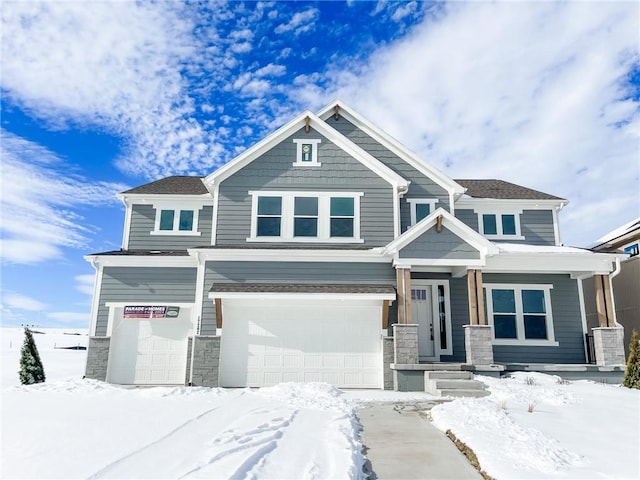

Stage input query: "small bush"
[
  {"left": 623, "top": 330, "right": 640, "bottom": 389},
  {"left": 556, "top": 377, "right": 571, "bottom": 385},
  {"left": 19, "top": 328, "right": 46, "bottom": 385},
  {"left": 525, "top": 376, "right": 536, "bottom": 386},
  {"left": 527, "top": 401, "right": 536, "bottom": 413}
]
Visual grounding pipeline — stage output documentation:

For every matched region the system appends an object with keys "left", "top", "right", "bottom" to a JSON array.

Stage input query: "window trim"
[
  {"left": 407, "top": 198, "right": 439, "bottom": 226},
  {"left": 292, "top": 139, "right": 322, "bottom": 167},
  {"left": 484, "top": 283, "right": 558, "bottom": 346},
  {"left": 151, "top": 204, "right": 201, "bottom": 236},
  {"left": 474, "top": 209, "right": 525, "bottom": 240},
  {"left": 248, "top": 190, "right": 364, "bottom": 243},
  {"left": 623, "top": 241, "right": 639, "bottom": 257}
]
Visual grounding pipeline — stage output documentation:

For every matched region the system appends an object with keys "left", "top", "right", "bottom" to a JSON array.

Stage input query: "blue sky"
[{"left": 1, "top": 1, "right": 639, "bottom": 328}]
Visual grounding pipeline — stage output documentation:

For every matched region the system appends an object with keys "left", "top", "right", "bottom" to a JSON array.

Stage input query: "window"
[
  {"left": 484, "top": 284, "right": 557, "bottom": 345},
  {"left": 477, "top": 211, "right": 524, "bottom": 239},
  {"left": 249, "top": 191, "right": 363, "bottom": 242},
  {"left": 152, "top": 207, "right": 200, "bottom": 235},
  {"left": 257, "top": 197, "right": 282, "bottom": 236},
  {"left": 292, "top": 139, "right": 322, "bottom": 167},
  {"left": 294, "top": 197, "right": 318, "bottom": 237},
  {"left": 330, "top": 197, "right": 354, "bottom": 237},
  {"left": 624, "top": 243, "right": 639, "bottom": 257},
  {"left": 407, "top": 199, "right": 438, "bottom": 226}
]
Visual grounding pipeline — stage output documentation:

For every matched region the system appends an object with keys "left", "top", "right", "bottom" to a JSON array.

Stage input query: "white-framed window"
[
  {"left": 292, "top": 139, "right": 322, "bottom": 167},
  {"left": 248, "top": 191, "right": 363, "bottom": 243},
  {"left": 484, "top": 283, "right": 558, "bottom": 346},
  {"left": 407, "top": 198, "right": 438, "bottom": 225},
  {"left": 475, "top": 210, "right": 524, "bottom": 240},
  {"left": 151, "top": 205, "right": 201, "bottom": 236},
  {"left": 623, "top": 242, "right": 639, "bottom": 257}
]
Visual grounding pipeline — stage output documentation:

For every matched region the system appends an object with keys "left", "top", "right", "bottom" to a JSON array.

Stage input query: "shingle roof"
[
  {"left": 455, "top": 179, "right": 565, "bottom": 200},
  {"left": 122, "top": 176, "right": 208, "bottom": 195},
  {"left": 209, "top": 283, "right": 396, "bottom": 295}
]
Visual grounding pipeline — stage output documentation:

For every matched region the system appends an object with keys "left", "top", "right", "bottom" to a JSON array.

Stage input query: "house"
[
  {"left": 583, "top": 218, "right": 640, "bottom": 357},
  {"left": 84, "top": 102, "right": 627, "bottom": 391}
]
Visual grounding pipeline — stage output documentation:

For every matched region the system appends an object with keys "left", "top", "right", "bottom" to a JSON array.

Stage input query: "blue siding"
[
  {"left": 399, "top": 227, "right": 480, "bottom": 260},
  {"left": 455, "top": 208, "right": 556, "bottom": 245}
]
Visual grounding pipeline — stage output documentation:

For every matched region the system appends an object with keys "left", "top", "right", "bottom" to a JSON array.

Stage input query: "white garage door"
[
  {"left": 108, "top": 307, "right": 192, "bottom": 385},
  {"left": 219, "top": 299, "right": 383, "bottom": 388}
]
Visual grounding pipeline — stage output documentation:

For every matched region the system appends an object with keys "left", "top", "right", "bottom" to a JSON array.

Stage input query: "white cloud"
[
  {"left": 0, "top": 131, "right": 127, "bottom": 264},
  {"left": 1, "top": 1, "right": 226, "bottom": 179},
  {"left": 3, "top": 293, "right": 47, "bottom": 312},
  {"left": 75, "top": 274, "right": 95, "bottom": 296},
  {"left": 256, "top": 63, "right": 286, "bottom": 77},
  {"left": 391, "top": 1, "right": 418, "bottom": 22},
  {"left": 312, "top": 1, "right": 639, "bottom": 246},
  {"left": 274, "top": 8, "right": 319, "bottom": 35}
]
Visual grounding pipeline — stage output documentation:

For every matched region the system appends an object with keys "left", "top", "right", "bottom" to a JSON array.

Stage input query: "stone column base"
[
  {"left": 186, "top": 336, "right": 221, "bottom": 387},
  {"left": 382, "top": 336, "right": 394, "bottom": 390},
  {"left": 85, "top": 336, "right": 111, "bottom": 381},
  {"left": 392, "top": 324, "right": 419, "bottom": 364},
  {"left": 593, "top": 327, "right": 625, "bottom": 366},
  {"left": 464, "top": 325, "right": 494, "bottom": 365}
]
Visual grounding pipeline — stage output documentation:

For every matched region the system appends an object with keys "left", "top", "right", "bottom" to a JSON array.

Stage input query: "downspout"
[{"left": 608, "top": 257, "right": 622, "bottom": 326}]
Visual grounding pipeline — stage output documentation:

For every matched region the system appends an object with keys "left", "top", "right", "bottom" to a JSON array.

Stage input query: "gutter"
[{"left": 609, "top": 257, "right": 622, "bottom": 326}]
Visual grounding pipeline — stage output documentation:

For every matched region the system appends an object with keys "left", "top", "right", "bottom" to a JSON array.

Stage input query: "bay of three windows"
[{"left": 253, "top": 192, "right": 360, "bottom": 241}]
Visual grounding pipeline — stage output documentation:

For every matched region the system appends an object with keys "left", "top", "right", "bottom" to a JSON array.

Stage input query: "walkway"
[{"left": 358, "top": 403, "right": 482, "bottom": 479}]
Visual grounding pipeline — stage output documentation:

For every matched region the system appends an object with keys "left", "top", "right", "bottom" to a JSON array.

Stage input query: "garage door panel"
[{"left": 219, "top": 299, "right": 382, "bottom": 388}]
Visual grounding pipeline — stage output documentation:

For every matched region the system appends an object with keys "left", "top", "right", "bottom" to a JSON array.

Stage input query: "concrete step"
[
  {"left": 437, "top": 388, "right": 491, "bottom": 398},
  {"left": 418, "top": 363, "right": 466, "bottom": 371},
  {"left": 424, "top": 371, "right": 473, "bottom": 380},
  {"left": 429, "top": 379, "right": 485, "bottom": 390}
]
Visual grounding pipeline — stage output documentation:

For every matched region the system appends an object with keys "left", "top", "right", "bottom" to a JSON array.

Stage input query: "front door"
[{"left": 411, "top": 281, "right": 453, "bottom": 361}]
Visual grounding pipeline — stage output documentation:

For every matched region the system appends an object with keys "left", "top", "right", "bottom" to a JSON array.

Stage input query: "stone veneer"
[
  {"left": 185, "top": 336, "right": 221, "bottom": 387},
  {"left": 464, "top": 324, "right": 494, "bottom": 365},
  {"left": 382, "top": 336, "right": 394, "bottom": 390},
  {"left": 593, "top": 327, "right": 626, "bottom": 366},
  {"left": 85, "top": 337, "right": 111, "bottom": 381}
]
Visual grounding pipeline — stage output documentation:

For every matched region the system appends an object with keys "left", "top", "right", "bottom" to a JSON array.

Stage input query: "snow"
[
  {"left": 595, "top": 217, "right": 640, "bottom": 244},
  {"left": 2, "top": 328, "right": 639, "bottom": 479},
  {"left": 496, "top": 243, "right": 593, "bottom": 254},
  {"left": 430, "top": 372, "right": 640, "bottom": 479}
]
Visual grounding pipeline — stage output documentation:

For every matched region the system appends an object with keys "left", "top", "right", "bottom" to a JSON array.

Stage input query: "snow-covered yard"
[{"left": 2, "top": 327, "right": 639, "bottom": 479}]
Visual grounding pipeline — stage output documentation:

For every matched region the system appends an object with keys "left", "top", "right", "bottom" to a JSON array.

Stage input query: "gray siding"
[
  {"left": 327, "top": 117, "right": 451, "bottom": 232},
  {"left": 95, "top": 267, "right": 197, "bottom": 336},
  {"left": 484, "top": 273, "right": 585, "bottom": 363},
  {"left": 399, "top": 227, "right": 480, "bottom": 260},
  {"left": 216, "top": 128, "right": 395, "bottom": 246},
  {"left": 128, "top": 205, "right": 213, "bottom": 250},
  {"left": 201, "top": 261, "right": 396, "bottom": 335},
  {"left": 455, "top": 209, "right": 478, "bottom": 231}
]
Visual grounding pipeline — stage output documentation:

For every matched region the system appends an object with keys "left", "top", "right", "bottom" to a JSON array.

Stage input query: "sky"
[{"left": 1, "top": 0, "right": 639, "bottom": 328}]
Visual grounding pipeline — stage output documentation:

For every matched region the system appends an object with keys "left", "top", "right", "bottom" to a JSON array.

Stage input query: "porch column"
[
  {"left": 465, "top": 269, "right": 493, "bottom": 365},
  {"left": 594, "top": 275, "right": 615, "bottom": 327},
  {"left": 396, "top": 267, "right": 412, "bottom": 324}
]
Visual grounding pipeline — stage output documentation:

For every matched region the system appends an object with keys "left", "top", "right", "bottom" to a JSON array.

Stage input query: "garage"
[
  {"left": 107, "top": 305, "right": 192, "bottom": 385},
  {"left": 217, "top": 294, "right": 389, "bottom": 389}
]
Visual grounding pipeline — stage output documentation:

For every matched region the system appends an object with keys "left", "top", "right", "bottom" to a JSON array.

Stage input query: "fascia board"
[
  {"left": 188, "top": 247, "right": 392, "bottom": 263},
  {"left": 207, "top": 291, "right": 396, "bottom": 301},
  {"left": 455, "top": 198, "right": 567, "bottom": 210},
  {"left": 116, "top": 193, "right": 214, "bottom": 205},
  {"left": 316, "top": 100, "right": 464, "bottom": 195},
  {"left": 84, "top": 254, "right": 197, "bottom": 268},
  {"left": 484, "top": 252, "right": 621, "bottom": 274},
  {"left": 385, "top": 207, "right": 498, "bottom": 255},
  {"left": 203, "top": 110, "right": 408, "bottom": 190},
  {"left": 394, "top": 259, "right": 486, "bottom": 268}
]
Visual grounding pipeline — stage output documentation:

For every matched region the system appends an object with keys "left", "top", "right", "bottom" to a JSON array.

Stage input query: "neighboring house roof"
[
  {"left": 591, "top": 217, "right": 640, "bottom": 251},
  {"left": 209, "top": 283, "right": 396, "bottom": 295},
  {"left": 455, "top": 179, "right": 565, "bottom": 200},
  {"left": 121, "top": 176, "right": 208, "bottom": 195}
]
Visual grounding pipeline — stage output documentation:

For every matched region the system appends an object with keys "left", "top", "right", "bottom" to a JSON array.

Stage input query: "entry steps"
[{"left": 424, "top": 370, "right": 490, "bottom": 398}]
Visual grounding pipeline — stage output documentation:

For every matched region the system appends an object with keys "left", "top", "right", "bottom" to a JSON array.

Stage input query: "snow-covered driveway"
[{"left": 2, "top": 381, "right": 364, "bottom": 479}]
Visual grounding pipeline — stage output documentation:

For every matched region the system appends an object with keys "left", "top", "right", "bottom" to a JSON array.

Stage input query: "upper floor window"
[
  {"left": 484, "top": 283, "right": 557, "bottom": 346},
  {"left": 407, "top": 199, "right": 438, "bottom": 226},
  {"left": 292, "top": 139, "right": 322, "bottom": 167},
  {"left": 623, "top": 242, "right": 639, "bottom": 257},
  {"left": 152, "top": 206, "right": 201, "bottom": 236},
  {"left": 476, "top": 211, "right": 524, "bottom": 240},
  {"left": 249, "top": 191, "right": 363, "bottom": 243}
]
